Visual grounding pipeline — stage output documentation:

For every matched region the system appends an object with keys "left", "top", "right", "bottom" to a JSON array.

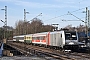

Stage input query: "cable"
[
  {"left": 44, "top": 7, "right": 85, "bottom": 22},
  {"left": 45, "top": 13, "right": 68, "bottom": 22},
  {"left": 44, "top": 6, "right": 90, "bottom": 23}
]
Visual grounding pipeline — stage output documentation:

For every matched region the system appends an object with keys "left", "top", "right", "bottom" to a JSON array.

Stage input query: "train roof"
[
  {"left": 13, "top": 31, "right": 77, "bottom": 38},
  {"left": 24, "top": 34, "right": 33, "bottom": 36},
  {"left": 13, "top": 35, "right": 25, "bottom": 38}
]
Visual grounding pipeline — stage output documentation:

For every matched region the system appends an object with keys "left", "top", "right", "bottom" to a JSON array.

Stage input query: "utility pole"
[
  {"left": 24, "top": 9, "right": 29, "bottom": 34},
  {"left": 24, "top": 9, "right": 26, "bottom": 22},
  {"left": 5, "top": 6, "right": 7, "bottom": 28},
  {"left": 1, "top": 6, "right": 7, "bottom": 44},
  {"left": 88, "top": 10, "right": 90, "bottom": 31},
  {"left": 1, "top": 6, "right": 7, "bottom": 28},
  {"left": 68, "top": 10, "right": 88, "bottom": 37},
  {"left": 86, "top": 7, "right": 88, "bottom": 37},
  {"left": 24, "top": 9, "right": 26, "bottom": 35},
  {"left": 1, "top": 6, "right": 7, "bottom": 38}
]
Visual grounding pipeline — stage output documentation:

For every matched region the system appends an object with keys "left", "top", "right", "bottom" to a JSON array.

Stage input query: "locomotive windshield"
[{"left": 65, "top": 32, "right": 77, "bottom": 40}]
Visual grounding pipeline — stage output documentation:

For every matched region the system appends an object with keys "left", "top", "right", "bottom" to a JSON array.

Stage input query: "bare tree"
[
  {"left": 14, "top": 18, "right": 55, "bottom": 35},
  {"left": 30, "top": 18, "right": 43, "bottom": 33},
  {"left": 76, "top": 24, "right": 85, "bottom": 32},
  {"left": 14, "top": 20, "right": 25, "bottom": 35}
]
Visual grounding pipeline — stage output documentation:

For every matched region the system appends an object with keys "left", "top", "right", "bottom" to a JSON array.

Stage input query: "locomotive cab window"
[{"left": 65, "top": 32, "right": 77, "bottom": 40}]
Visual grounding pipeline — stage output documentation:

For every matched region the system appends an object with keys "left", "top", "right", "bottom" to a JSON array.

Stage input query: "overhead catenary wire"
[
  {"left": 44, "top": 6, "right": 90, "bottom": 23},
  {"left": 68, "top": 11, "right": 85, "bottom": 23}
]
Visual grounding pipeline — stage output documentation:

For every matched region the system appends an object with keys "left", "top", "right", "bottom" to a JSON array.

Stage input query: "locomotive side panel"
[
  {"left": 49, "top": 33, "right": 55, "bottom": 46},
  {"left": 54, "top": 31, "right": 65, "bottom": 48},
  {"left": 49, "top": 31, "right": 64, "bottom": 48},
  {"left": 53, "top": 33, "right": 56, "bottom": 46},
  {"left": 56, "top": 33, "right": 62, "bottom": 47}
]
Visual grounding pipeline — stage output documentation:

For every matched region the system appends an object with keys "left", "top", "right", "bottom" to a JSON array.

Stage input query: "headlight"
[
  {"left": 81, "top": 45, "right": 86, "bottom": 47},
  {"left": 69, "top": 42, "right": 74, "bottom": 45}
]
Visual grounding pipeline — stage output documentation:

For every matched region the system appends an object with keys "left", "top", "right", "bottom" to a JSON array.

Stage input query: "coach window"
[
  {"left": 32, "top": 37, "right": 33, "bottom": 40},
  {"left": 35, "top": 37, "right": 36, "bottom": 40},
  {"left": 29, "top": 37, "right": 31, "bottom": 39},
  {"left": 37, "top": 37, "right": 39, "bottom": 40},
  {"left": 39, "top": 37, "right": 41, "bottom": 40},
  {"left": 33, "top": 37, "right": 36, "bottom": 40},
  {"left": 40, "top": 37, "right": 41, "bottom": 40},
  {"left": 27, "top": 37, "right": 28, "bottom": 39},
  {"left": 42, "top": 36, "right": 45, "bottom": 40},
  {"left": 40, "top": 37, "right": 43, "bottom": 40}
]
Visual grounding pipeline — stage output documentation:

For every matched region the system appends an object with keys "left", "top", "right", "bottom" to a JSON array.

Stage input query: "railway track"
[
  {"left": 69, "top": 52, "right": 90, "bottom": 58},
  {"left": 6, "top": 42, "right": 90, "bottom": 60}
]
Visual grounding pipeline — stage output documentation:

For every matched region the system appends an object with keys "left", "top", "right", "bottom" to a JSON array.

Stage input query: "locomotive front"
[{"left": 64, "top": 31, "right": 79, "bottom": 50}]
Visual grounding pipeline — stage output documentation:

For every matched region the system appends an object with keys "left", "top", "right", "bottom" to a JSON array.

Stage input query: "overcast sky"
[{"left": 0, "top": 0, "right": 90, "bottom": 28}]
